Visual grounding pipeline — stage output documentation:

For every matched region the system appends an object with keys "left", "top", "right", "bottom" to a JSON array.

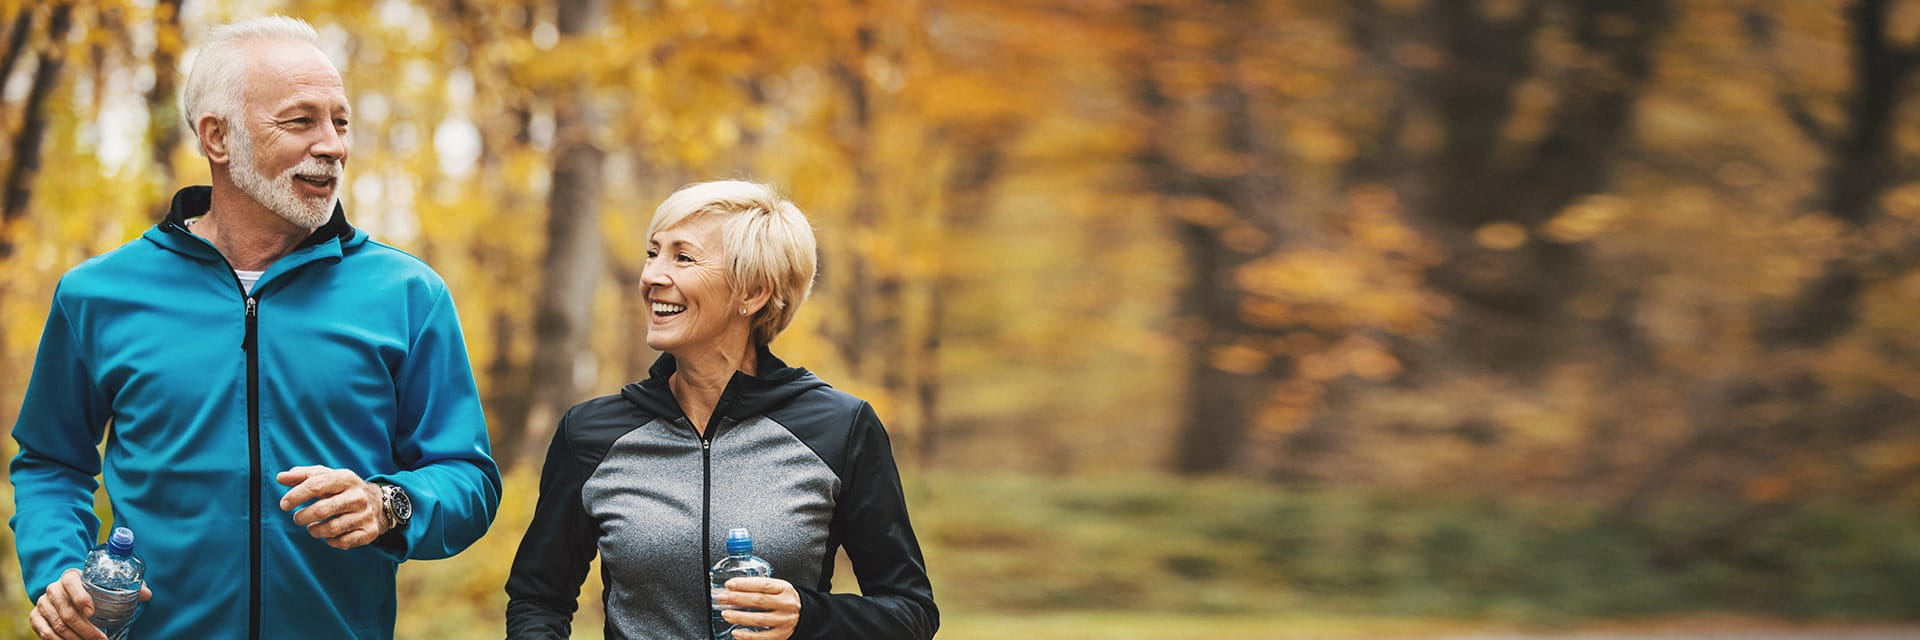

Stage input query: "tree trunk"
[
  {"left": 1343, "top": 0, "right": 1667, "bottom": 372},
  {"left": 1613, "top": 0, "right": 1920, "bottom": 524},
  {"left": 919, "top": 135, "right": 1008, "bottom": 469},
  {"left": 1, "top": 2, "right": 74, "bottom": 256},
  {"left": 434, "top": 0, "right": 548, "bottom": 461},
  {"left": 1132, "top": 1, "right": 1287, "bottom": 475},
  {"left": 1617, "top": 0, "right": 1920, "bottom": 517},
  {"left": 1765, "top": 0, "right": 1917, "bottom": 345},
  {"left": 830, "top": 33, "right": 880, "bottom": 381},
  {"left": 516, "top": 0, "right": 608, "bottom": 466},
  {"left": 0, "top": 8, "right": 32, "bottom": 89},
  {"left": 144, "top": 0, "right": 184, "bottom": 200},
  {"left": 827, "top": 7, "right": 921, "bottom": 456}
]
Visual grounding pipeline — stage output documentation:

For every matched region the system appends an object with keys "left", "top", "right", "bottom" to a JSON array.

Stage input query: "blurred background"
[{"left": 4, "top": 0, "right": 1920, "bottom": 638}]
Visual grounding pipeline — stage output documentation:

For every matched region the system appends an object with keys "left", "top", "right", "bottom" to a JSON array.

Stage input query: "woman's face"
[{"left": 642, "top": 214, "right": 749, "bottom": 358}]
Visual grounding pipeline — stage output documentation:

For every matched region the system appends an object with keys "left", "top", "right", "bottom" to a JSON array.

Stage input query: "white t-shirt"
[
  {"left": 235, "top": 269, "right": 264, "bottom": 295},
  {"left": 184, "top": 217, "right": 267, "bottom": 294}
]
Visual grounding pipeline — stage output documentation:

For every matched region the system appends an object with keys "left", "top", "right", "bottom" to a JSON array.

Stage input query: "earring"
[{"left": 740, "top": 307, "right": 751, "bottom": 316}]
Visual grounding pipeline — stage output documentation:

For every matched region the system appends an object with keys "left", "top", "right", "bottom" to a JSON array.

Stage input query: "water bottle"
[
  {"left": 709, "top": 527, "right": 773, "bottom": 640},
  {"left": 82, "top": 527, "right": 145, "bottom": 640}
]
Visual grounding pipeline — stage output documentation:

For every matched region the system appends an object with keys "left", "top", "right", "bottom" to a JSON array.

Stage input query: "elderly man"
[{"left": 9, "top": 16, "right": 500, "bottom": 640}]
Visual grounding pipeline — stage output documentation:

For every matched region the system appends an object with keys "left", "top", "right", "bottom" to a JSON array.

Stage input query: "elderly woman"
[{"left": 505, "top": 180, "right": 937, "bottom": 640}]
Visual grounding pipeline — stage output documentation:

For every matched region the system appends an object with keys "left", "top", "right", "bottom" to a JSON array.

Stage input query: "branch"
[{"left": 1741, "top": 8, "right": 1834, "bottom": 147}]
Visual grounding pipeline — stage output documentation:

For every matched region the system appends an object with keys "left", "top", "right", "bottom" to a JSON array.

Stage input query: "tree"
[
  {"left": 1349, "top": 0, "right": 1670, "bottom": 370},
  {"left": 517, "top": 0, "right": 610, "bottom": 465},
  {"left": 1, "top": 1, "right": 74, "bottom": 254},
  {"left": 143, "top": 0, "right": 184, "bottom": 202},
  {"left": 1122, "top": 0, "right": 1297, "bottom": 474}
]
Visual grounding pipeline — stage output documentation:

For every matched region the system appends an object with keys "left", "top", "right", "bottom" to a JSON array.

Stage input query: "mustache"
[{"left": 284, "top": 157, "right": 343, "bottom": 179}]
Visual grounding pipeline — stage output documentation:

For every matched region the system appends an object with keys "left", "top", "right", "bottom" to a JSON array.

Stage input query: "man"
[{"left": 9, "top": 16, "right": 501, "bottom": 639}]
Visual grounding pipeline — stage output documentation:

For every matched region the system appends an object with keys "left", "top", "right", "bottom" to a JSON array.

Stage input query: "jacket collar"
[
  {"left": 150, "top": 185, "right": 356, "bottom": 258},
  {"left": 622, "top": 345, "right": 826, "bottom": 424}
]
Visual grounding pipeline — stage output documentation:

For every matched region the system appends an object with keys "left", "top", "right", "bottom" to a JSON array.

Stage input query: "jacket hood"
[
  {"left": 621, "top": 346, "right": 829, "bottom": 422},
  {"left": 145, "top": 185, "right": 359, "bottom": 262}
]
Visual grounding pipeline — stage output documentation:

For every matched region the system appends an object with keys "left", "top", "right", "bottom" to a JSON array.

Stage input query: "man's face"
[{"left": 226, "top": 40, "right": 349, "bottom": 230}]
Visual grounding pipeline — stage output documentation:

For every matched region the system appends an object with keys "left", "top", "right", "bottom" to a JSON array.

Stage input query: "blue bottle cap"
[
  {"left": 726, "top": 528, "right": 753, "bottom": 555},
  {"left": 107, "top": 527, "right": 134, "bottom": 556}
]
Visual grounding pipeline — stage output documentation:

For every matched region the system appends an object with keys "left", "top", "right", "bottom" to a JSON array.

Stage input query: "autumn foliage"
[{"left": 4, "top": 0, "right": 1920, "bottom": 635}]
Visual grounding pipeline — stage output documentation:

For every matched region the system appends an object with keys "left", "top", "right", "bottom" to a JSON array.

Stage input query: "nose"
[
  {"left": 311, "top": 123, "right": 348, "bottom": 163},
  {"left": 640, "top": 258, "right": 670, "bottom": 288}
]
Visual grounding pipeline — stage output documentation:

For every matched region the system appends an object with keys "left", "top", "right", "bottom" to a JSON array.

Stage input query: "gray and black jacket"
[{"left": 505, "top": 347, "right": 937, "bottom": 639}]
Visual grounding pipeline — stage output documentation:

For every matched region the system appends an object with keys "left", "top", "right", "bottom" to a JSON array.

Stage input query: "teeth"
[{"left": 651, "top": 302, "right": 685, "bottom": 315}]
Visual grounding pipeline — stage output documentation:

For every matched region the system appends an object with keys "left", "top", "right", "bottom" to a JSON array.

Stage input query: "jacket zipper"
[
  {"left": 211, "top": 242, "right": 263, "bottom": 640},
  {"left": 702, "top": 416, "right": 741, "bottom": 638},
  {"left": 187, "top": 218, "right": 278, "bottom": 640},
  {"left": 243, "top": 295, "right": 261, "bottom": 640},
  {"left": 700, "top": 427, "right": 712, "bottom": 636}
]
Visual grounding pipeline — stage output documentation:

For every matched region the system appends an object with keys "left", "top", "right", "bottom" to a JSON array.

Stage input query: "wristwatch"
[{"left": 377, "top": 482, "right": 413, "bottom": 531}]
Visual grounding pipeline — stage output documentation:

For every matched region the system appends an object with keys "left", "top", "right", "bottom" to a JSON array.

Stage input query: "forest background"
[{"left": 3, "top": 0, "right": 1920, "bottom": 638}]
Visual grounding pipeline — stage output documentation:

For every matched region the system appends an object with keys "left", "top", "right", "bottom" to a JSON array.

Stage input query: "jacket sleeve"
[
  {"left": 366, "top": 285, "right": 501, "bottom": 561},
  {"left": 505, "top": 409, "right": 600, "bottom": 639},
  {"left": 8, "top": 284, "right": 112, "bottom": 602},
  {"left": 791, "top": 402, "right": 938, "bottom": 640}
]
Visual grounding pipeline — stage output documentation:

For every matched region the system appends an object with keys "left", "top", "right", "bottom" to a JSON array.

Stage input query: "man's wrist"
[{"left": 375, "top": 482, "right": 412, "bottom": 532}]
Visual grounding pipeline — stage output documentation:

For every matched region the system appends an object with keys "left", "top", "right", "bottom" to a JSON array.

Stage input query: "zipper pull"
[{"left": 242, "top": 297, "right": 258, "bottom": 351}]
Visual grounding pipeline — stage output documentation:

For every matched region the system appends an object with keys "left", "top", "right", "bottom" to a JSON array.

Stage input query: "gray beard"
[{"left": 227, "top": 124, "right": 339, "bottom": 230}]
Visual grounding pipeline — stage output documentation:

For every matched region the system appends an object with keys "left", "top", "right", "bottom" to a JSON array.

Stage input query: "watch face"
[{"left": 386, "top": 485, "right": 412, "bottom": 524}]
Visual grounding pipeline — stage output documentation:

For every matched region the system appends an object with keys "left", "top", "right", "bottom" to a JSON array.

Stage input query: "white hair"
[
  {"left": 649, "top": 180, "right": 819, "bottom": 346},
  {"left": 180, "top": 16, "right": 325, "bottom": 154}
]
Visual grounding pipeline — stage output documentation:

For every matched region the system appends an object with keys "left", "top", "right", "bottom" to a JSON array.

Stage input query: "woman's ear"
[{"left": 741, "top": 284, "right": 774, "bottom": 317}]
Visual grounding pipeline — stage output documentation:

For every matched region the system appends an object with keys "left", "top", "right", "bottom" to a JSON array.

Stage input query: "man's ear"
[{"left": 197, "top": 114, "right": 230, "bottom": 164}]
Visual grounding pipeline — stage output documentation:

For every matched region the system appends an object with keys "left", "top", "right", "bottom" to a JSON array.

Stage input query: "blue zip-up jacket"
[{"left": 9, "top": 186, "right": 502, "bottom": 639}]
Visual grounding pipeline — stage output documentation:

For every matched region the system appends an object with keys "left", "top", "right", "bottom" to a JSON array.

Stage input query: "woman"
[{"left": 505, "top": 180, "right": 938, "bottom": 640}]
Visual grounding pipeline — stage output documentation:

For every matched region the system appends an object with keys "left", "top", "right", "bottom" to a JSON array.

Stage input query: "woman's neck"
[{"left": 669, "top": 344, "right": 758, "bottom": 436}]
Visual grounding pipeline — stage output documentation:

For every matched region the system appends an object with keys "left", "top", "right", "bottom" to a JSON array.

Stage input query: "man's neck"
[{"left": 196, "top": 186, "right": 312, "bottom": 271}]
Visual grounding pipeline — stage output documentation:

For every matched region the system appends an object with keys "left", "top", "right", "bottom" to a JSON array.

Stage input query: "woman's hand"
[{"left": 716, "top": 576, "right": 801, "bottom": 640}]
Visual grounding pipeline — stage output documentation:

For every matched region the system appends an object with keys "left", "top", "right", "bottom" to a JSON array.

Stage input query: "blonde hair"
[
  {"left": 181, "top": 16, "right": 327, "bottom": 155},
  {"left": 648, "top": 180, "right": 818, "bottom": 346}
]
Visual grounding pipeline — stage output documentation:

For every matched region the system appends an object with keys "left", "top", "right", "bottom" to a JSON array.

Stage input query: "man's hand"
[
  {"left": 31, "top": 568, "right": 150, "bottom": 640},
  {"left": 715, "top": 577, "right": 801, "bottom": 640},
  {"left": 277, "top": 465, "right": 389, "bottom": 550}
]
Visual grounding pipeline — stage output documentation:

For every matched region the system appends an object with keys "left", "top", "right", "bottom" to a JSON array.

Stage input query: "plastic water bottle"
[
  {"left": 709, "top": 527, "right": 773, "bottom": 640},
  {"left": 82, "top": 527, "right": 145, "bottom": 640}
]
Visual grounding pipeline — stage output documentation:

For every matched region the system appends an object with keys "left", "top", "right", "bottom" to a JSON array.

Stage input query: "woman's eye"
[
  {"left": 645, "top": 249, "right": 659, "bottom": 259},
  {"left": 677, "top": 253, "right": 694, "bottom": 262}
]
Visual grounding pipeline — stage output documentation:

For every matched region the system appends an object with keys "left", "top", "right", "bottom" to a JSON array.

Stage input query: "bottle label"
[{"left": 86, "top": 584, "right": 141, "bottom": 635}]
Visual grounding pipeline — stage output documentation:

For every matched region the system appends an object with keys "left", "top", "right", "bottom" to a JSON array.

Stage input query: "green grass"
[
  {"left": 936, "top": 612, "right": 1488, "bottom": 640},
  {"left": 7, "top": 469, "right": 1920, "bottom": 638},
  {"left": 908, "top": 471, "right": 1920, "bottom": 624}
]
